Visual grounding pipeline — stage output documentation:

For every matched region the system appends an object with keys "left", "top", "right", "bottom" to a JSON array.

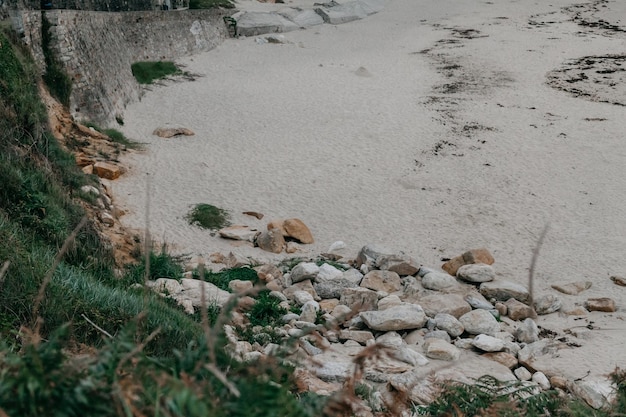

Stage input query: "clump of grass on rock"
[{"left": 185, "top": 203, "right": 231, "bottom": 230}]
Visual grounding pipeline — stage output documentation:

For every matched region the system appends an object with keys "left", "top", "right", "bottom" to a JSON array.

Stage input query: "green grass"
[
  {"left": 185, "top": 203, "right": 231, "bottom": 230},
  {"left": 196, "top": 267, "right": 258, "bottom": 291},
  {"left": 82, "top": 121, "right": 141, "bottom": 149},
  {"left": 131, "top": 61, "right": 182, "bottom": 85}
]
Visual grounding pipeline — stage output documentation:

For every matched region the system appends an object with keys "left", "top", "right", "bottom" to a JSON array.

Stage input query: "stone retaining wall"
[{"left": 18, "top": 8, "right": 229, "bottom": 125}]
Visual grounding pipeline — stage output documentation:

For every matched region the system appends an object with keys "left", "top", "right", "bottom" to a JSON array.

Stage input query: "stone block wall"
[{"left": 18, "top": 8, "right": 228, "bottom": 125}]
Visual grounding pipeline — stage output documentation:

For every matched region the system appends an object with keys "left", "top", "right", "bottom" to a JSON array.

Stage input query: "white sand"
[{"left": 115, "top": 0, "right": 626, "bottom": 381}]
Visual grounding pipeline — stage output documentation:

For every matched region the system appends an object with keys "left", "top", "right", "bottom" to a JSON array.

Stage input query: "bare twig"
[
  {"left": 528, "top": 223, "right": 549, "bottom": 310},
  {"left": 81, "top": 313, "right": 113, "bottom": 338},
  {"left": 115, "top": 324, "right": 161, "bottom": 375},
  {"left": 143, "top": 174, "right": 151, "bottom": 284},
  {"left": 32, "top": 217, "right": 88, "bottom": 328},
  {"left": 204, "top": 363, "right": 241, "bottom": 398},
  {"left": 0, "top": 261, "right": 10, "bottom": 286}
]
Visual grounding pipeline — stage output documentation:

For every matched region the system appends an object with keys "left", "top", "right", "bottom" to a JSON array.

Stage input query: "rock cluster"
[
  {"left": 218, "top": 217, "right": 314, "bottom": 254},
  {"left": 146, "top": 245, "right": 622, "bottom": 414}
]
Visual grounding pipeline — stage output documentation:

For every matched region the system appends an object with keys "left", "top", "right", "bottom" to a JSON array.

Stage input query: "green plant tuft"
[
  {"left": 131, "top": 61, "right": 181, "bottom": 85},
  {"left": 197, "top": 267, "right": 258, "bottom": 291},
  {"left": 185, "top": 203, "right": 231, "bottom": 230}
]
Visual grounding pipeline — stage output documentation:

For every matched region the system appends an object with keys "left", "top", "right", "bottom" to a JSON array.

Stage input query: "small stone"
[
  {"left": 472, "top": 334, "right": 505, "bottom": 352},
  {"left": 464, "top": 292, "right": 495, "bottom": 310},
  {"left": 532, "top": 372, "right": 551, "bottom": 390},
  {"left": 153, "top": 126, "right": 195, "bottom": 138},
  {"left": 291, "top": 262, "right": 320, "bottom": 283},
  {"left": 377, "top": 294, "right": 403, "bottom": 310},
  {"left": 422, "top": 272, "right": 459, "bottom": 291},
  {"left": 256, "top": 228, "right": 285, "bottom": 253},
  {"left": 331, "top": 304, "right": 352, "bottom": 319},
  {"left": 316, "top": 263, "right": 344, "bottom": 282},
  {"left": 418, "top": 293, "right": 472, "bottom": 318},
  {"left": 376, "top": 254, "right": 420, "bottom": 276},
  {"left": 480, "top": 280, "right": 530, "bottom": 303},
  {"left": 495, "top": 302, "right": 507, "bottom": 316},
  {"left": 585, "top": 297, "right": 616, "bottom": 312},
  {"left": 505, "top": 298, "right": 536, "bottom": 321},
  {"left": 218, "top": 225, "right": 259, "bottom": 242},
  {"left": 442, "top": 248, "right": 495, "bottom": 276},
  {"left": 459, "top": 309, "right": 500, "bottom": 336},
  {"left": 283, "top": 280, "right": 318, "bottom": 302},
  {"left": 514, "top": 318, "right": 539, "bottom": 343},
  {"left": 93, "top": 161, "right": 122, "bottom": 180},
  {"left": 424, "top": 330, "right": 451, "bottom": 343},
  {"left": 293, "top": 290, "right": 315, "bottom": 306},
  {"left": 255, "top": 264, "right": 282, "bottom": 282},
  {"left": 360, "top": 270, "right": 402, "bottom": 293},
  {"left": 80, "top": 185, "right": 100, "bottom": 196},
  {"left": 434, "top": 313, "right": 464, "bottom": 337},
  {"left": 228, "top": 279, "right": 253, "bottom": 293},
  {"left": 610, "top": 275, "right": 626, "bottom": 286},
  {"left": 457, "top": 263, "right": 495, "bottom": 283},
  {"left": 99, "top": 211, "right": 115, "bottom": 227},
  {"left": 360, "top": 304, "right": 427, "bottom": 331},
  {"left": 340, "top": 287, "right": 378, "bottom": 312},
  {"left": 423, "top": 338, "right": 460, "bottom": 361},
  {"left": 534, "top": 294, "right": 562, "bottom": 315},
  {"left": 550, "top": 375, "right": 568, "bottom": 390},
  {"left": 283, "top": 218, "right": 314, "bottom": 244},
  {"left": 299, "top": 302, "right": 318, "bottom": 323},
  {"left": 314, "top": 278, "right": 357, "bottom": 299},
  {"left": 355, "top": 244, "right": 395, "bottom": 269},
  {"left": 551, "top": 281, "right": 592, "bottom": 295},
  {"left": 514, "top": 366, "right": 532, "bottom": 381},
  {"left": 339, "top": 330, "right": 375, "bottom": 344}
]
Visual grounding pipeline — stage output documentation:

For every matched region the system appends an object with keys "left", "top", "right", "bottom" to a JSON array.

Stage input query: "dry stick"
[
  {"left": 81, "top": 313, "right": 113, "bottom": 339},
  {"left": 143, "top": 173, "right": 152, "bottom": 284},
  {"left": 528, "top": 223, "right": 550, "bottom": 310},
  {"left": 115, "top": 324, "right": 161, "bottom": 376},
  {"left": 0, "top": 260, "right": 10, "bottom": 286},
  {"left": 32, "top": 217, "right": 88, "bottom": 329}
]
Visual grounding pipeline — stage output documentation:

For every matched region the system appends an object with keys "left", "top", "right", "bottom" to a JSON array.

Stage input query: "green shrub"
[
  {"left": 131, "top": 61, "right": 181, "bottom": 85},
  {"left": 185, "top": 203, "right": 231, "bottom": 230},
  {"left": 124, "top": 244, "right": 185, "bottom": 285},
  {"left": 198, "top": 267, "right": 258, "bottom": 291},
  {"left": 247, "top": 290, "right": 286, "bottom": 328}
]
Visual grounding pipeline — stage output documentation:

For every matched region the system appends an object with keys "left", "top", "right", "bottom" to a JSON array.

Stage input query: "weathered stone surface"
[
  {"left": 256, "top": 228, "right": 285, "bottom": 253},
  {"left": 464, "top": 292, "right": 495, "bottom": 310},
  {"left": 293, "top": 290, "right": 315, "bottom": 306},
  {"left": 423, "top": 338, "right": 460, "bottom": 361},
  {"left": 299, "top": 302, "right": 318, "bottom": 323},
  {"left": 236, "top": 11, "right": 299, "bottom": 36},
  {"left": 442, "top": 248, "right": 495, "bottom": 276},
  {"left": 568, "top": 380, "right": 615, "bottom": 409},
  {"left": 277, "top": 8, "right": 324, "bottom": 28},
  {"left": 514, "top": 366, "right": 532, "bottom": 381},
  {"left": 480, "top": 280, "right": 530, "bottom": 303},
  {"left": 377, "top": 254, "right": 420, "bottom": 276},
  {"left": 152, "top": 127, "right": 195, "bottom": 138},
  {"left": 316, "top": 263, "right": 344, "bottom": 282},
  {"left": 551, "top": 281, "right": 592, "bottom": 295},
  {"left": 534, "top": 294, "right": 562, "bottom": 315},
  {"left": 255, "top": 263, "right": 282, "bottom": 282},
  {"left": 314, "top": 278, "right": 357, "bottom": 299},
  {"left": 228, "top": 279, "right": 253, "bottom": 294},
  {"left": 610, "top": 275, "right": 626, "bottom": 286},
  {"left": 294, "top": 368, "right": 341, "bottom": 394},
  {"left": 418, "top": 293, "right": 472, "bottom": 318},
  {"left": 532, "top": 372, "right": 551, "bottom": 390},
  {"left": 422, "top": 272, "right": 459, "bottom": 291},
  {"left": 291, "top": 262, "right": 320, "bottom": 283},
  {"left": 340, "top": 287, "right": 378, "bottom": 312},
  {"left": 148, "top": 278, "right": 183, "bottom": 295},
  {"left": 218, "top": 225, "right": 259, "bottom": 242},
  {"left": 457, "top": 263, "right": 495, "bottom": 283},
  {"left": 514, "top": 318, "right": 539, "bottom": 343},
  {"left": 283, "top": 218, "right": 314, "bottom": 244},
  {"left": 505, "top": 298, "right": 536, "bottom": 321},
  {"left": 482, "top": 352, "right": 518, "bottom": 369},
  {"left": 377, "top": 294, "right": 403, "bottom": 311},
  {"left": 472, "top": 334, "right": 505, "bottom": 352},
  {"left": 355, "top": 244, "right": 395, "bottom": 269},
  {"left": 361, "top": 304, "right": 427, "bottom": 331},
  {"left": 319, "top": 298, "right": 339, "bottom": 313},
  {"left": 180, "top": 278, "right": 231, "bottom": 307},
  {"left": 342, "top": 268, "right": 364, "bottom": 285},
  {"left": 434, "top": 313, "right": 464, "bottom": 337},
  {"left": 585, "top": 297, "right": 616, "bottom": 312},
  {"left": 283, "top": 280, "right": 318, "bottom": 301},
  {"left": 360, "top": 270, "right": 402, "bottom": 293},
  {"left": 311, "top": 350, "right": 353, "bottom": 382},
  {"left": 459, "top": 309, "right": 500, "bottom": 336},
  {"left": 93, "top": 161, "right": 122, "bottom": 180},
  {"left": 517, "top": 340, "right": 559, "bottom": 372},
  {"left": 339, "top": 330, "right": 374, "bottom": 344}
]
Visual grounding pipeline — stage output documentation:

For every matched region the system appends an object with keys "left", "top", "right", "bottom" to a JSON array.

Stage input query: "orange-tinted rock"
[
  {"left": 256, "top": 228, "right": 285, "bottom": 253},
  {"left": 585, "top": 297, "right": 616, "bottom": 312},
  {"left": 283, "top": 218, "right": 314, "bottom": 244},
  {"left": 442, "top": 248, "right": 494, "bottom": 276},
  {"left": 93, "top": 161, "right": 122, "bottom": 180}
]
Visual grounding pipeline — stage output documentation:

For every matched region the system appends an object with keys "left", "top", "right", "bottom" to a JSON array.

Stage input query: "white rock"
[
  {"left": 459, "top": 309, "right": 500, "bottom": 335},
  {"left": 472, "top": 334, "right": 505, "bottom": 352},
  {"left": 457, "top": 263, "right": 496, "bottom": 283},
  {"left": 316, "top": 263, "right": 344, "bottom": 282},
  {"left": 532, "top": 372, "right": 551, "bottom": 390},
  {"left": 294, "top": 290, "right": 315, "bottom": 306},
  {"left": 422, "top": 272, "right": 459, "bottom": 291},
  {"left": 514, "top": 366, "right": 532, "bottom": 381},
  {"left": 291, "top": 262, "right": 320, "bottom": 283},
  {"left": 423, "top": 338, "right": 460, "bottom": 361},
  {"left": 361, "top": 304, "right": 427, "bottom": 331}
]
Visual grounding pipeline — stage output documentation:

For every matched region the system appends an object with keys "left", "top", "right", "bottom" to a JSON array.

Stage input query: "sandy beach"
[{"left": 115, "top": 0, "right": 626, "bottom": 380}]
